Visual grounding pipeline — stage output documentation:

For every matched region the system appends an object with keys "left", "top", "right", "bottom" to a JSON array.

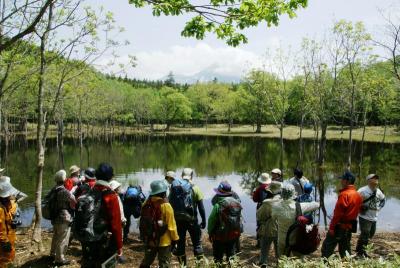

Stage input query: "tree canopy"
[{"left": 128, "top": 0, "right": 308, "bottom": 46}]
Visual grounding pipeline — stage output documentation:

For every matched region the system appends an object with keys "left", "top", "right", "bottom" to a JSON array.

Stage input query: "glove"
[
  {"left": 200, "top": 221, "right": 206, "bottom": 229},
  {"left": 1, "top": 242, "right": 12, "bottom": 253}
]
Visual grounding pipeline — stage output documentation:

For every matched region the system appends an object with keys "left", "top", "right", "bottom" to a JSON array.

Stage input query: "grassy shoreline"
[
  {"left": 6, "top": 124, "right": 400, "bottom": 144},
  {"left": 15, "top": 230, "right": 400, "bottom": 267}
]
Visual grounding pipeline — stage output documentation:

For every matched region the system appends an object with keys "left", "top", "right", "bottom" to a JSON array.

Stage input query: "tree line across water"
[{"left": 1, "top": 0, "right": 400, "bottom": 254}]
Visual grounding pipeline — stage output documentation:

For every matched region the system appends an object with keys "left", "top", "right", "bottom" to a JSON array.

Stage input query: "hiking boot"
[{"left": 54, "top": 259, "right": 71, "bottom": 266}]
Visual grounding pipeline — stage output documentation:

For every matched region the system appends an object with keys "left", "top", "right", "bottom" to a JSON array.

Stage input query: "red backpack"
[
  {"left": 213, "top": 197, "right": 243, "bottom": 242},
  {"left": 139, "top": 198, "right": 168, "bottom": 247}
]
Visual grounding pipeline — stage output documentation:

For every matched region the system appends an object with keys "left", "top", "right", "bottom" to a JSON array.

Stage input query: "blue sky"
[{"left": 89, "top": 0, "right": 397, "bottom": 80}]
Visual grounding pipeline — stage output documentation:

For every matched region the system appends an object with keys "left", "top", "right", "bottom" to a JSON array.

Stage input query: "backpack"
[
  {"left": 123, "top": 186, "right": 145, "bottom": 219},
  {"left": 285, "top": 202, "right": 320, "bottom": 255},
  {"left": 73, "top": 188, "right": 112, "bottom": 242},
  {"left": 214, "top": 196, "right": 243, "bottom": 242},
  {"left": 139, "top": 198, "right": 168, "bottom": 247},
  {"left": 42, "top": 187, "right": 63, "bottom": 221},
  {"left": 169, "top": 180, "right": 195, "bottom": 222}
]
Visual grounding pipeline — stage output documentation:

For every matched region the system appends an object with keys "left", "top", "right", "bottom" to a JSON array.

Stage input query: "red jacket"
[
  {"left": 252, "top": 184, "right": 269, "bottom": 203},
  {"left": 93, "top": 183, "right": 123, "bottom": 253},
  {"left": 329, "top": 185, "right": 363, "bottom": 231},
  {"left": 64, "top": 176, "right": 79, "bottom": 191}
]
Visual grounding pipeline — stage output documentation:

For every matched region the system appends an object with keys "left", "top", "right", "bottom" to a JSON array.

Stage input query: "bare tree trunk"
[
  {"left": 32, "top": 3, "right": 53, "bottom": 252},
  {"left": 255, "top": 122, "right": 261, "bottom": 133},
  {"left": 299, "top": 115, "right": 305, "bottom": 164},
  {"left": 279, "top": 121, "right": 284, "bottom": 170},
  {"left": 382, "top": 120, "right": 387, "bottom": 144},
  {"left": 318, "top": 121, "right": 327, "bottom": 166},
  {"left": 317, "top": 167, "right": 328, "bottom": 229}
]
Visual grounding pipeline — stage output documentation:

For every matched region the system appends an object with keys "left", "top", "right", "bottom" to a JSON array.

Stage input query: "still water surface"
[{"left": 3, "top": 135, "right": 400, "bottom": 234}]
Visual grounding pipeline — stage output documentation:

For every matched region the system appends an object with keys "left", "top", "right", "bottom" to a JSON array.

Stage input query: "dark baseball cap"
[{"left": 338, "top": 171, "right": 356, "bottom": 183}]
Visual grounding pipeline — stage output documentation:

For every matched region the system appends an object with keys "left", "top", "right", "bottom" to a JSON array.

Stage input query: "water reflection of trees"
[{"left": 1, "top": 135, "right": 400, "bottom": 206}]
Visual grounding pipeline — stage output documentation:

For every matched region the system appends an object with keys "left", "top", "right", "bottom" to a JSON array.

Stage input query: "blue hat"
[
  {"left": 214, "top": 181, "right": 232, "bottom": 196},
  {"left": 339, "top": 171, "right": 356, "bottom": 183},
  {"left": 304, "top": 182, "right": 313, "bottom": 194}
]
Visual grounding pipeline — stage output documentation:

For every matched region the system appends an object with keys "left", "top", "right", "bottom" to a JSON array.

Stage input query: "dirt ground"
[{"left": 13, "top": 229, "right": 400, "bottom": 268}]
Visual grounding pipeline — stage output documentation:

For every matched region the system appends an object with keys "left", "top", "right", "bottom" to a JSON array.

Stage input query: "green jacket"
[{"left": 207, "top": 196, "right": 223, "bottom": 235}]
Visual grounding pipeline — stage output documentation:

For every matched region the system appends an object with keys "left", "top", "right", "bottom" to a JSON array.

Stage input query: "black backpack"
[
  {"left": 74, "top": 188, "right": 112, "bottom": 242},
  {"left": 169, "top": 180, "right": 195, "bottom": 222},
  {"left": 42, "top": 187, "right": 63, "bottom": 221}
]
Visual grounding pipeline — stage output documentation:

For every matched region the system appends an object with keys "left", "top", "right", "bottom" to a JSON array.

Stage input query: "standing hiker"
[
  {"left": 122, "top": 184, "right": 146, "bottom": 242},
  {"left": 0, "top": 168, "right": 28, "bottom": 204},
  {"left": 321, "top": 171, "right": 363, "bottom": 258},
  {"left": 75, "top": 163, "right": 124, "bottom": 267},
  {"left": 0, "top": 177, "right": 20, "bottom": 267},
  {"left": 356, "top": 174, "right": 385, "bottom": 257},
  {"left": 208, "top": 182, "right": 242, "bottom": 264},
  {"left": 271, "top": 168, "right": 283, "bottom": 182},
  {"left": 47, "top": 170, "right": 76, "bottom": 266},
  {"left": 288, "top": 168, "right": 310, "bottom": 197},
  {"left": 74, "top": 167, "right": 96, "bottom": 198},
  {"left": 256, "top": 181, "right": 282, "bottom": 268},
  {"left": 252, "top": 173, "right": 273, "bottom": 209},
  {"left": 109, "top": 180, "right": 127, "bottom": 233},
  {"left": 170, "top": 168, "right": 206, "bottom": 266},
  {"left": 270, "top": 183, "right": 319, "bottom": 257},
  {"left": 252, "top": 173, "right": 273, "bottom": 248},
  {"left": 64, "top": 165, "right": 81, "bottom": 193},
  {"left": 139, "top": 180, "right": 179, "bottom": 268}
]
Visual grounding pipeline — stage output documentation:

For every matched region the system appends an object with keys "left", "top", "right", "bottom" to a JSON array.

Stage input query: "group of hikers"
[{"left": 0, "top": 164, "right": 386, "bottom": 268}]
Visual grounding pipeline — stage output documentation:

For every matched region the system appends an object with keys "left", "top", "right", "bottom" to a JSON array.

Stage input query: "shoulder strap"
[
  {"left": 295, "top": 201, "right": 302, "bottom": 218},
  {"left": 363, "top": 190, "right": 377, "bottom": 204},
  {"left": 296, "top": 178, "right": 304, "bottom": 193}
]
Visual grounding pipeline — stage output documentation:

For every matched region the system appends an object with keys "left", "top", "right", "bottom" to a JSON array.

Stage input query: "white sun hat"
[{"left": 258, "top": 173, "right": 272, "bottom": 185}]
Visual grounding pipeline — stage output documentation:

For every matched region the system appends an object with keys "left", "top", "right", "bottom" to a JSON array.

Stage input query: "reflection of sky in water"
[{"left": 19, "top": 169, "right": 400, "bottom": 235}]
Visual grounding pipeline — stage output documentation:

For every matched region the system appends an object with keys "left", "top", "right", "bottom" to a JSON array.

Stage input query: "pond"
[{"left": 2, "top": 135, "right": 400, "bottom": 234}]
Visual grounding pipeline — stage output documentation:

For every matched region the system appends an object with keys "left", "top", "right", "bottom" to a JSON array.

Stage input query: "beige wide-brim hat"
[
  {"left": 109, "top": 180, "right": 122, "bottom": 191},
  {"left": 258, "top": 173, "right": 272, "bottom": 185},
  {"left": 271, "top": 168, "right": 282, "bottom": 176},
  {"left": 0, "top": 177, "right": 18, "bottom": 198},
  {"left": 69, "top": 165, "right": 80, "bottom": 175}
]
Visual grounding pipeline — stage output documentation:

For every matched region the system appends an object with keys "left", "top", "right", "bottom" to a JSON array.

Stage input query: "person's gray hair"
[
  {"left": 281, "top": 182, "right": 296, "bottom": 200},
  {"left": 54, "top": 169, "right": 67, "bottom": 183}
]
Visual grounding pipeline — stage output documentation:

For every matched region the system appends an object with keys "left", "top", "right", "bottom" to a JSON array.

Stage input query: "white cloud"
[{"left": 109, "top": 43, "right": 264, "bottom": 80}]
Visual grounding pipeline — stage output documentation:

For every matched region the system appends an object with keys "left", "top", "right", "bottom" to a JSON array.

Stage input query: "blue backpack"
[
  {"left": 169, "top": 179, "right": 195, "bottom": 222},
  {"left": 123, "top": 186, "right": 145, "bottom": 218}
]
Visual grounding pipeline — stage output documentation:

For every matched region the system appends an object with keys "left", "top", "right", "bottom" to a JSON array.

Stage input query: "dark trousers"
[
  {"left": 123, "top": 212, "right": 133, "bottom": 240},
  {"left": 140, "top": 246, "right": 171, "bottom": 268},
  {"left": 321, "top": 227, "right": 352, "bottom": 258},
  {"left": 81, "top": 238, "right": 117, "bottom": 268},
  {"left": 212, "top": 239, "right": 236, "bottom": 263},
  {"left": 175, "top": 221, "right": 204, "bottom": 257},
  {"left": 356, "top": 217, "right": 376, "bottom": 256}
]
